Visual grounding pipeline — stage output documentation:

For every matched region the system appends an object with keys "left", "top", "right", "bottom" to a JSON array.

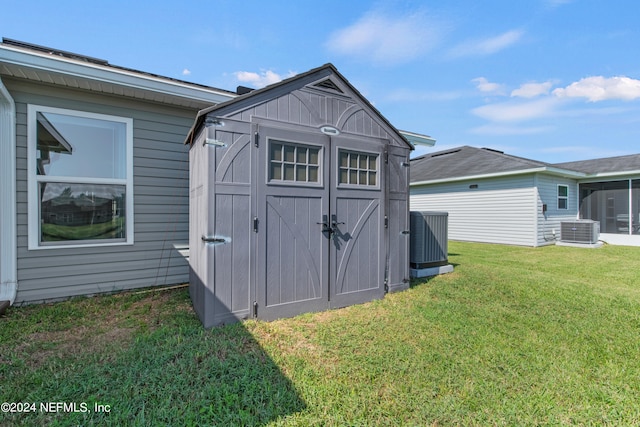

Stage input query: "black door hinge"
[
  {"left": 253, "top": 301, "right": 258, "bottom": 318},
  {"left": 253, "top": 217, "right": 259, "bottom": 232},
  {"left": 254, "top": 131, "right": 259, "bottom": 148}
]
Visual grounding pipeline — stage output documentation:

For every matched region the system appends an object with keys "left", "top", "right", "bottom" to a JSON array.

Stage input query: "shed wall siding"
[
  {"left": 410, "top": 175, "right": 538, "bottom": 246},
  {"left": 229, "top": 87, "right": 399, "bottom": 144},
  {"left": 8, "top": 78, "right": 195, "bottom": 303}
]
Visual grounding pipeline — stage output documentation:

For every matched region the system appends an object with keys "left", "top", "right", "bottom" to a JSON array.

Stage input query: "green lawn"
[{"left": 1, "top": 242, "right": 639, "bottom": 426}]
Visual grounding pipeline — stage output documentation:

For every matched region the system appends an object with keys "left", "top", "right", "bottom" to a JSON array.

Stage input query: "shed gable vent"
[{"left": 313, "top": 79, "right": 343, "bottom": 93}]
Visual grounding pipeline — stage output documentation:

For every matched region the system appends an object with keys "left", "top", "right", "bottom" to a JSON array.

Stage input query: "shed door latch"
[{"left": 201, "top": 235, "right": 229, "bottom": 244}]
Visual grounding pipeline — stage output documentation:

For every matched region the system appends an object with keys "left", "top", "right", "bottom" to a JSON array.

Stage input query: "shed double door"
[{"left": 255, "top": 124, "right": 386, "bottom": 320}]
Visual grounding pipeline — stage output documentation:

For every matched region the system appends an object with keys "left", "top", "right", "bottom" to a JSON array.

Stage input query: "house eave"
[
  {"left": 410, "top": 166, "right": 586, "bottom": 187},
  {"left": 399, "top": 130, "right": 435, "bottom": 147},
  {"left": 0, "top": 44, "right": 235, "bottom": 109},
  {"left": 582, "top": 170, "right": 640, "bottom": 179}
]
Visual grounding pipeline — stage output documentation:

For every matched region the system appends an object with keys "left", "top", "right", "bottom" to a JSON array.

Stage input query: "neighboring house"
[
  {"left": 410, "top": 146, "right": 640, "bottom": 247},
  {"left": 0, "top": 38, "right": 434, "bottom": 309},
  {"left": 0, "top": 38, "right": 236, "bottom": 306}
]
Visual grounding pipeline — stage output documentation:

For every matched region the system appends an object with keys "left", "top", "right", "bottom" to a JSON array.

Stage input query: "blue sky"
[{"left": 3, "top": 0, "right": 640, "bottom": 162}]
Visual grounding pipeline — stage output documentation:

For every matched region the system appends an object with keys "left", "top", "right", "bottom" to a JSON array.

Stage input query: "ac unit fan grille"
[{"left": 560, "top": 220, "right": 600, "bottom": 244}]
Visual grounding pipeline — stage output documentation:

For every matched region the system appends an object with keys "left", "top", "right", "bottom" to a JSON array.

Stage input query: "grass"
[{"left": 1, "top": 241, "right": 640, "bottom": 426}]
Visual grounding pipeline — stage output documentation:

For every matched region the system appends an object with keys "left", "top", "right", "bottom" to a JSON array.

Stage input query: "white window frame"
[
  {"left": 27, "top": 105, "right": 134, "bottom": 250},
  {"left": 557, "top": 184, "right": 569, "bottom": 210}
]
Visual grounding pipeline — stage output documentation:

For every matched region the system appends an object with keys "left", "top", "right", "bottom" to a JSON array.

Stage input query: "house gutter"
[
  {"left": 0, "top": 43, "right": 235, "bottom": 107},
  {"left": 410, "top": 166, "right": 587, "bottom": 187},
  {"left": 0, "top": 77, "right": 17, "bottom": 306}
]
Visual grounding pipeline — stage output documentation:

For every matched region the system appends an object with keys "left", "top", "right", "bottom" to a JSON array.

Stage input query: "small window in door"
[
  {"left": 269, "top": 140, "right": 320, "bottom": 183},
  {"left": 338, "top": 150, "right": 378, "bottom": 186}
]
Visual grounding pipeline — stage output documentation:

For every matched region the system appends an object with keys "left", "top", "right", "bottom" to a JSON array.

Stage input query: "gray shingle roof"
[
  {"left": 410, "top": 146, "right": 640, "bottom": 184},
  {"left": 553, "top": 153, "right": 640, "bottom": 174},
  {"left": 410, "top": 146, "right": 549, "bottom": 183}
]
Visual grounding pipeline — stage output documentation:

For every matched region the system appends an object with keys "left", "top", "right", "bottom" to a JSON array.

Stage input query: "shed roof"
[{"left": 184, "top": 63, "right": 414, "bottom": 150}]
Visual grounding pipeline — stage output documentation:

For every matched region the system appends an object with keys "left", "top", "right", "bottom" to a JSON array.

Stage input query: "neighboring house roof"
[
  {"left": 554, "top": 153, "right": 640, "bottom": 176},
  {"left": 411, "top": 145, "right": 640, "bottom": 185},
  {"left": 0, "top": 38, "right": 236, "bottom": 109}
]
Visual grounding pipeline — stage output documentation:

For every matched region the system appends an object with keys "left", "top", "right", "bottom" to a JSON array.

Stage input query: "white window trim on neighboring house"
[
  {"left": 557, "top": 184, "right": 569, "bottom": 210},
  {"left": 27, "top": 105, "right": 134, "bottom": 250}
]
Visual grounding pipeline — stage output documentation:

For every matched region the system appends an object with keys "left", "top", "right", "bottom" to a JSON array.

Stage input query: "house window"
[
  {"left": 338, "top": 150, "right": 378, "bottom": 186},
  {"left": 269, "top": 140, "right": 321, "bottom": 184},
  {"left": 557, "top": 185, "right": 568, "bottom": 210},
  {"left": 28, "top": 105, "right": 133, "bottom": 249}
]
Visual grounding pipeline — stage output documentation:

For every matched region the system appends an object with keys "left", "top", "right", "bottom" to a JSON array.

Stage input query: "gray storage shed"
[{"left": 185, "top": 64, "right": 413, "bottom": 327}]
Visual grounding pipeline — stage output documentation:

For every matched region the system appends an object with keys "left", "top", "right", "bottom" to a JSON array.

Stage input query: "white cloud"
[
  {"left": 233, "top": 69, "right": 297, "bottom": 89},
  {"left": 449, "top": 29, "right": 524, "bottom": 58},
  {"left": 326, "top": 9, "right": 445, "bottom": 64},
  {"left": 472, "top": 77, "right": 506, "bottom": 95},
  {"left": 472, "top": 97, "right": 561, "bottom": 122},
  {"left": 553, "top": 76, "right": 640, "bottom": 102},
  {"left": 182, "top": 69, "right": 191, "bottom": 76},
  {"left": 511, "top": 81, "right": 553, "bottom": 98}
]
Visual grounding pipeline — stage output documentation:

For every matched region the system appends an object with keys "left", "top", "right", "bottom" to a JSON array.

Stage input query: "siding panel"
[
  {"left": 410, "top": 175, "right": 538, "bottom": 246},
  {"left": 8, "top": 79, "right": 195, "bottom": 303}
]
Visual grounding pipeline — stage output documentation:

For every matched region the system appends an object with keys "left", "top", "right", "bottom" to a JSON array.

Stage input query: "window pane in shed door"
[
  {"left": 296, "top": 165, "right": 307, "bottom": 181},
  {"left": 271, "top": 163, "right": 282, "bottom": 180},
  {"left": 296, "top": 147, "right": 307, "bottom": 163},
  {"left": 309, "top": 166, "right": 318, "bottom": 182},
  {"left": 284, "top": 146, "right": 295, "bottom": 162},
  {"left": 271, "top": 143, "right": 282, "bottom": 161},
  {"left": 339, "top": 152, "right": 348, "bottom": 167},
  {"left": 284, "top": 164, "right": 295, "bottom": 180},
  {"left": 309, "top": 149, "right": 319, "bottom": 165}
]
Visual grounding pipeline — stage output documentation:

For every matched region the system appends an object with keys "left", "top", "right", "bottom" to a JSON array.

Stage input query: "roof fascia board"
[
  {"left": 584, "top": 170, "right": 640, "bottom": 179},
  {"left": 399, "top": 130, "right": 435, "bottom": 147},
  {"left": 410, "top": 166, "right": 586, "bottom": 187},
  {"left": 0, "top": 45, "right": 235, "bottom": 105}
]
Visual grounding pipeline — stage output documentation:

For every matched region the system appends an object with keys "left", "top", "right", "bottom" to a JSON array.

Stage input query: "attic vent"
[
  {"left": 314, "top": 79, "right": 343, "bottom": 93},
  {"left": 431, "top": 149, "right": 461, "bottom": 158},
  {"left": 482, "top": 147, "right": 504, "bottom": 154}
]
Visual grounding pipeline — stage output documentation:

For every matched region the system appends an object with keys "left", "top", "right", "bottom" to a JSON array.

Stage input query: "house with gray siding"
[
  {"left": 0, "top": 38, "right": 235, "bottom": 307},
  {"left": 410, "top": 146, "right": 640, "bottom": 247}
]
